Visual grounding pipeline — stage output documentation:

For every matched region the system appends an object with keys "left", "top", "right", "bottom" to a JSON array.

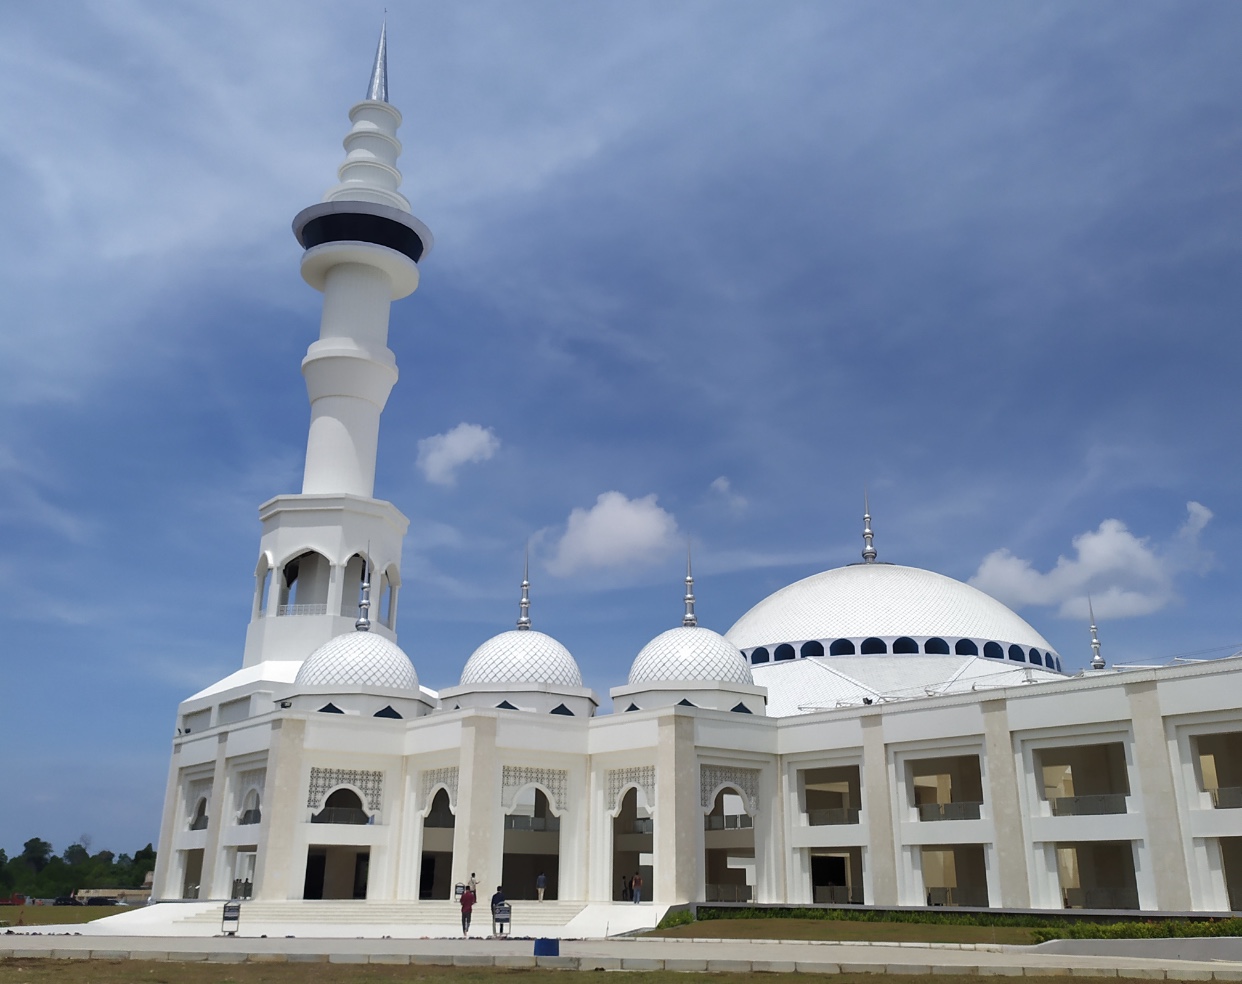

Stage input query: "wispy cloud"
[
  {"left": 970, "top": 502, "right": 1214, "bottom": 619},
  {"left": 417, "top": 423, "right": 501, "bottom": 486},
  {"left": 547, "top": 491, "right": 679, "bottom": 576}
]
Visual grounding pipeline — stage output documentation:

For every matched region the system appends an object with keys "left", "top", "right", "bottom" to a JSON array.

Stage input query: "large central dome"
[{"left": 726, "top": 563, "right": 1059, "bottom": 668}]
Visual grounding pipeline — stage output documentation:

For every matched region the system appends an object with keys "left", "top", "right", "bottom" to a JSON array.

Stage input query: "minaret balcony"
[{"left": 256, "top": 603, "right": 329, "bottom": 618}]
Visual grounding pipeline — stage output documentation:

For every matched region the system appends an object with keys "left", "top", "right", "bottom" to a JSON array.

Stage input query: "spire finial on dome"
[
  {"left": 682, "top": 541, "right": 698, "bottom": 627},
  {"left": 1088, "top": 595, "right": 1105, "bottom": 670},
  {"left": 355, "top": 556, "right": 372, "bottom": 632},
  {"left": 862, "top": 490, "right": 877, "bottom": 563},
  {"left": 366, "top": 18, "right": 389, "bottom": 103},
  {"left": 516, "top": 544, "right": 532, "bottom": 631}
]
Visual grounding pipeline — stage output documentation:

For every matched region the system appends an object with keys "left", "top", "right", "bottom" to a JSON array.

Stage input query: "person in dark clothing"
[
  {"left": 459, "top": 885, "right": 476, "bottom": 935},
  {"left": 536, "top": 871, "right": 547, "bottom": 902},
  {"left": 491, "top": 886, "right": 505, "bottom": 911},
  {"left": 621, "top": 875, "right": 630, "bottom": 901}
]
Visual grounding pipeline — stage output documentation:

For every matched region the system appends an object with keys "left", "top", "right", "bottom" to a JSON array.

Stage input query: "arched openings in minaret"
[
  {"left": 252, "top": 553, "right": 275, "bottom": 620},
  {"left": 379, "top": 564, "right": 399, "bottom": 629},
  {"left": 341, "top": 554, "right": 368, "bottom": 617},
  {"left": 278, "top": 550, "right": 332, "bottom": 616}
]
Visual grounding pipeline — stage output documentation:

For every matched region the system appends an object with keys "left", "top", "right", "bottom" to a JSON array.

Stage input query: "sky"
[{"left": 2, "top": 1, "right": 1240, "bottom": 858}]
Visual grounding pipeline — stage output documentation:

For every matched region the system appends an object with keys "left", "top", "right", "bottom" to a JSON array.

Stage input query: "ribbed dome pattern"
[
  {"left": 628, "top": 626, "right": 753, "bottom": 686},
  {"left": 460, "top": 630, "right": 583, "bottom": 688},
  {"left": 295, "top": 631, "right": 418, "bottom": 690}
]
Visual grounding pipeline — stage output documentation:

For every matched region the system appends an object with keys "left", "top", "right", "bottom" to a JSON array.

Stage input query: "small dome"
[
  {"left": 460, "top": 630, "right": 583, "bottom": 688},
  {"left": 295, "top": 631, "right": 418, "bottom": 691},
  {"left": 628, "top": 626, "right": 753, "bottom": 686}
]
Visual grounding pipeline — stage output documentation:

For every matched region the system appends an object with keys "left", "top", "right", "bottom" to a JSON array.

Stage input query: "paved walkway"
[{"left": 5, "top": 929, "right": 1242, "bottom": 978}]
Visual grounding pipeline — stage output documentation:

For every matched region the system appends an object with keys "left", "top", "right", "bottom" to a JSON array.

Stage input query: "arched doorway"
[
  {"left": 305, "top": 788, "right": 371, "bottom": 900},
  {"left": 703, "top": 788, "right": 754, "bottom": 902},
  {"left": 611, "top": 786, "right": 653, "bottom": 901},
  {"left": 502, "top": 787, "right": 560, "bottom": 899},
  {"left": 420, "top": 788, "right": 455, "bottom": 899}
]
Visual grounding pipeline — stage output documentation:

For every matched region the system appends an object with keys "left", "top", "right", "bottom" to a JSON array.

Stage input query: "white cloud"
[
  {"left": 416, "top": 423, "right": 501, "bottom": 486},
  {"left": 709, "top": 476, "right": 749, "bottom": 515},
  {"left": 970, "top": 502, "right": 1214, "bottom": 619},
  {"left": 547, "top": 491, "right": 679, "bottom": 576}
]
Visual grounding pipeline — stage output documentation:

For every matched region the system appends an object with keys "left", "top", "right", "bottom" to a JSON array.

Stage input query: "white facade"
[{"left": 151, "top": 38, "right": 1242, "bottom": 917}]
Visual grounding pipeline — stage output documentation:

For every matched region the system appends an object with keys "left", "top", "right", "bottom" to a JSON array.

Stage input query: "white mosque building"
[{"left": 150, "top": 31, "right": 1242, "bottom": 924}]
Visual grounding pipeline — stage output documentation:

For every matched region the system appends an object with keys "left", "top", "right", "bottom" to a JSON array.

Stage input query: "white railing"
[{"left": 277, "top": 604, "right": 328, "bottom": 617}]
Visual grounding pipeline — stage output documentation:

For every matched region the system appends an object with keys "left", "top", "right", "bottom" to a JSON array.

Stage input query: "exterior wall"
[{"left": 153, "top": 656, "right": 1242, "bottom": 914}]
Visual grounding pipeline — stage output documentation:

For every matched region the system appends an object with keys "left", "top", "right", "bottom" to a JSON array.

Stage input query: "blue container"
[{"left": 533, "top": 938, "right": 560, "bottom": 957}]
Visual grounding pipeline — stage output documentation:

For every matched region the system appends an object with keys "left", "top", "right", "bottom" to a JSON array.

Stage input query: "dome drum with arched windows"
[{"left": 724, "top": 562, "right": 1064, "bottom": 717}]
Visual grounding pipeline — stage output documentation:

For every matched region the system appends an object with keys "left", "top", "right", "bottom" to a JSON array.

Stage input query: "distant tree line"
[{"left": 0, "top": 838, "right": 156, "bottom": 899}]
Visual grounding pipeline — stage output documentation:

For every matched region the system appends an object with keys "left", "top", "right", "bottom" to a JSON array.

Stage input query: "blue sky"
[{"left": 2, "top": 1, "right": 1240, "bottom": 857}]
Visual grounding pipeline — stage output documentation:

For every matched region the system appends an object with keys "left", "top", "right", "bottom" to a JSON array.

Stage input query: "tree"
[
  {"left": 63, "top": 843, "right": 89, "bottom": 866},
  {"left": 19, "top": 838, "right": 52, "bottom": 874}
]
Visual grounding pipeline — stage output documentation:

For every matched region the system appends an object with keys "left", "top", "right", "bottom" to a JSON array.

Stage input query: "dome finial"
[
  {"left": 355, "top": 555, "right": 372, "bottom": 632},
  {"left": 366, "top": 18, "right": 389, "bottom": 103},
  {"left": 682, "top": 540, "right": 697, "bottom": 627},
  {"left": 516, "top": 543, "right": 532, "bottom": 631},
  {"left": 862, "top": 489, "right": 877, "bottom": 563},
  {"left": 1088, "top": 595, "right": 1105, "bottom": 670}
]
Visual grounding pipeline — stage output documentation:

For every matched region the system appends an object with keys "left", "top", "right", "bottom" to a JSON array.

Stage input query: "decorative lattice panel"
[
  {"left": 186, "top": 777, "right": 213, "bottom": 810},
  {"left": 235, "top": 768, "right": 266, "bottom": 809},
  {"left": 420, "top": 767, "right": 459, "bottom": 808},
  {"left": 502, "top": 765, "right": 567, "bottom": 811},
  {"left": 307, "top": 767, "right": 383, "bottom": 812},
  {"left": 608, "top": 765, "right": 656, "bottom": 811},
  {"left": 700, "top": 764, "right": 760, "bottom": 812}
]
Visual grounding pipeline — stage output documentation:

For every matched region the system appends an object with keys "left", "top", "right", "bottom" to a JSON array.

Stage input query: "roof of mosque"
[
  {"left": 460, "top": 629, "right": 584, "bottom": 688},
  {"left": 725, "top": 563, "right": 1057, "bottom": 655},
  {"left": 754, "top": 651, "right": 1064, "bottom": 717},
  {"left": 628, "top": 625, "right": 754, "bottom": 687},
  {"left": 294, "top": 630, "right": 419, "bottom": 691}
]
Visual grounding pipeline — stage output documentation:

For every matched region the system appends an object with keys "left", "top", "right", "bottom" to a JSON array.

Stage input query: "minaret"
[
  {"left": 1088, "top": 596, "right": 1105, "bottom": 670},
  {"left": 241, "top": 27, "right": 429, "bottom": 667}
]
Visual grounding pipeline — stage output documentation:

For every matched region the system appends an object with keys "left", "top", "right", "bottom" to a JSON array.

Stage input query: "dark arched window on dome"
[
  {"left": 1054, "top": 657, "right": 1062, "bottom": 672},
  {"left": 830, "top": 639, "right": 856, "bottom": 656},
  {"left": 550, "top": 703, "right": 574, "bottom": 716},
  {"left": 1028, "top": 650, "right": 1043, "bottom": 667},
  {"left": 677, "top": 698, "right": 696, "bottom": 707},
  {"left": 924, "top": 637, "right": 950, "bottom": 654},
  {"left": 983, "top": 642, "right": 1003, "bottom": 659},
  {"left": 1008, "top": 645, "right": 1026, "bottom": 662},
  {"left": 955, "top": 639, "right": 979, "bottom": 656},
  {"left": 861, "top": 637, "right": 887, "bottom": 655},
  {"left": 318, "top": 702, "right": 344, "bottom": 714},
  {"left": 800, "top": 640, "right": 825, "bottom": 659},
  {"left": 774, "top": 644, "right": 795, "bottom": 661},
  {"left": 731, "top": 702, "right": 752, "bottom": 714},
  {"left": 373, "top": 705, "right": 402, "bottom": 719},
  {"left": 496, "top": 700, "right": 518, "bottom": 710},
  {"left": 751, "top": 647, "right": 770, "bottom": 664},
  {"left": 893, "top": 637, "right": 918, "bottom": 654}
]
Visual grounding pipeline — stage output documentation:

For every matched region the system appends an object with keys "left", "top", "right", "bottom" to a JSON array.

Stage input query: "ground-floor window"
[
  {"left": 1057, "top": 840, "right": 1138, "bottom": 909},
  {"left": 810, "top": 848, "right": 863, "bottom": 904},
  {"left": 921, "top": 844, "right": 988, "bottom": 907},
  {"left": 303, "top": 846, "right": 369, "bottom": 900}
]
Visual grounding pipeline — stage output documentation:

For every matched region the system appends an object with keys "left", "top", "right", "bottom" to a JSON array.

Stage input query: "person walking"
[
  {"left": 621, "top": 874, "right": 630, "bottom": 901},
  {"left": 631, "top": 870, "right": 643, "bottom": 904},
  {"left": 536, "top": 871, "right": 547, "bottom": 902},
  {"left": 459, "top": 884, "right": 476, "bottom": 936},
  {"left": 468, "top": 871, "right": 479, "bottom": 894}
]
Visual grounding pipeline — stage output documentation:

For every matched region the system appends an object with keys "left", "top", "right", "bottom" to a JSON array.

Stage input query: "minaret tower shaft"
[{"left": 241, "top": 27, "right": 431, "bottom": 667}]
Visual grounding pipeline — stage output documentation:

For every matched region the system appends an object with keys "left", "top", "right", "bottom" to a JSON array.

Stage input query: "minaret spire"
[
  {"left": 355, "top": 559, "right": 372, "bottom": 632},
  {"left": 862, "top": 490, "right": 877, "bottom": 563},
  {"left": 366, "top": 20, "right": 389, "bottom": 103},
  {"left": 1088, "top": 595, "right": 1105, "bottom": 670},
  {"left": 683, "top": 542, "right": 698, "bottom": 627},
  {"left": 516, "top": 545, "right": 532, "bottom": 631}
]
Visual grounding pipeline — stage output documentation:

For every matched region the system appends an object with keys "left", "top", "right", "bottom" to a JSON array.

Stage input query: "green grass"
[
  {"left": 0, "top": 962, "right": 1150, "bottom": 984},
  {"left": 645, "top": 916, "right": 1035, "bottom": 944},
  {"left": 0, "top": 904, "right": 131, "bottom": 926}
]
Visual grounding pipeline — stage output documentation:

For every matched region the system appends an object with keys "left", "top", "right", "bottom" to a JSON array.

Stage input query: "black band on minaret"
[{"left": 300, "top": 211, "right": 425, "bottom": 263}]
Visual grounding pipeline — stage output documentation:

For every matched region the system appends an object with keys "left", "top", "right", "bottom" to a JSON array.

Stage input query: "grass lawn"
[
  {"left": 645, "top": 917, "right": 1035, "bottom": 945},
  {"left": 0, "top": 905, "right": 131, "bottom": 926},
  {"left": 0, "top": 964, "right": 1146, "bottom": 984}
]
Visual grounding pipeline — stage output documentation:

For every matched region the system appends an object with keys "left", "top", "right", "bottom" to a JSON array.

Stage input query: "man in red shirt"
[
  {"left": 631, "top": 870, "right": 643, "bottom": 904},
  {"left": 460, "top": 884, "right": 476, "bottom": 935}
]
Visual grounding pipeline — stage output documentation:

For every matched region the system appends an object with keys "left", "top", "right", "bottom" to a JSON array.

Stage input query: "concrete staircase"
[{"left": 177, "top": 898, "right": 587, "bottom": 932}]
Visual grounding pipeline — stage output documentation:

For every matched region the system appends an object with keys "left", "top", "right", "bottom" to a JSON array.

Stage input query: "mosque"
[{"left": 150, "top": 30, "right": 1242, "bottom": 925}]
